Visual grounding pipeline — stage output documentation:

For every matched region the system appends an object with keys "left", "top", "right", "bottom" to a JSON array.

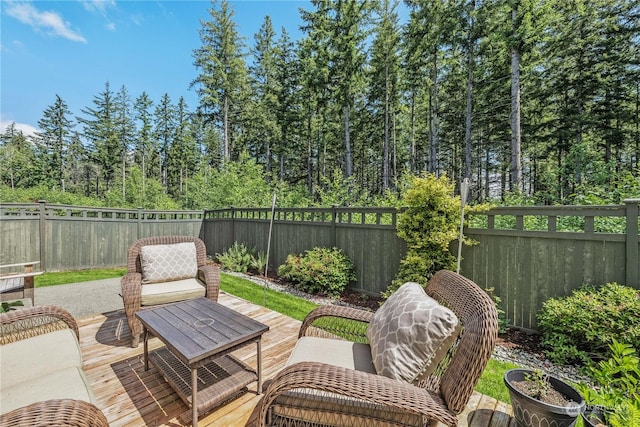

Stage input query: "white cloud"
[
  {"left": 81, "top": 0, "right": 116, "bottom": 13},
  {"left": 6, "top": 2, "right": 87, "bottom": 43},
  {"left": 0, "top": 120, "right": 39, "bottom": 138}
]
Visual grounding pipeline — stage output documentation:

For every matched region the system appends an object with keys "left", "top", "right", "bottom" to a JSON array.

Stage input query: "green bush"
[
  {"left": 278, "top": 247, "right": 356, "bottom": 297},
  {"left": 576, "top": 340, "right": 640, "bottom": 427},
  {"left": 538, "top": 282, "right": 640, "bottom": 365},
  {"left": 216, "top": 242, "right": 255, "bottom": 273},
  {"left": 386, "top": 173, "right": 488, "bottom": 298}
]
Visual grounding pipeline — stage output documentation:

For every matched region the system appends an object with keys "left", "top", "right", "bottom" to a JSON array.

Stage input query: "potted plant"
[{"left": 504, "top": 368, "right": 584, "bottom": 427}]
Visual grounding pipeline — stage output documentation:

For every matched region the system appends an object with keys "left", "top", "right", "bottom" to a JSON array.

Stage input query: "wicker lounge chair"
[
  {"left": 121, "top": 235, "right": 220, "bottom": 347},
  {"left": 259, "top": 269, "right": 499, "bottom": 427}
]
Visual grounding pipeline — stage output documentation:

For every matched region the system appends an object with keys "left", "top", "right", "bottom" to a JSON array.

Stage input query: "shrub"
[
  {"left": 577, "top": 340, "right": 640, "bottom": 427},
  {"left": 278, "top": 247, "right": 356, "bottom": 297},
  {"left": 215, "top": 242, "right": 255, "bottom": 273},
  {"left": 386, "top": 172, "right": 488, "bottom": 298},
  {"left": 538, "top": 282, "right": 640, "bottom": 365}
]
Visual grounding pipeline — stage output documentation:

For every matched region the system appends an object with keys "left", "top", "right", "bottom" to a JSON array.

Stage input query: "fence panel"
[
  {"left": 1, "top": 202, "right": 204, "bottom": 271},
  {"left": 461, "top": 203, "right": 634, "bottom": 331},
  {"left": 202, "top": 207, "right": 404, "bottom": 295}
]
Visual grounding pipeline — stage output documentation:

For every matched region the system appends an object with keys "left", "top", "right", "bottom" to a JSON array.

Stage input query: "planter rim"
[{"left": 504, "top": 368, "right": 585, "bottom": 414}]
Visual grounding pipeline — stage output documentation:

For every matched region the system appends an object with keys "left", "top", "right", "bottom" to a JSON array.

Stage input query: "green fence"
[
  {"left": 1, "top": 199, "right": 638, "bottom": 331},
  {"left": 0, "top": 201, "right": 204, "bottom": 271}
]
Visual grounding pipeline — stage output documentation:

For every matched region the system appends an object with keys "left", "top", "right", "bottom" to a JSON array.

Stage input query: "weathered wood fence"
[
  {"left": 0, "top": 202, "right": 204, "bottom": 271},
  {"left": 1, "top": 199, "right": 638, "bottom": 330},
  {"left": 200, "top": 207, "right": 405, "bottom": 297}
]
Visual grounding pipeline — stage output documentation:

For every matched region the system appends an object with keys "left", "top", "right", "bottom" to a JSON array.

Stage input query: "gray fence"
[
  {"left": 0, "top": 201, "right": 204, "bottom": 271},
  {"left": 462, "top": 199, "right": 639, "bottom": 330},
  {"left": 1, "top": 199, "right": 638, "bottom": 331},
  {"left": 201, "top": 207, "right": 405, "bottom": 296}
]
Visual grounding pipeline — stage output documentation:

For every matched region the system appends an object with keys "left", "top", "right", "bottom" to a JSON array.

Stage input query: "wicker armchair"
[
  {"left": 0, "top": 306, "right": 107, "bottom": 425},
  {"left": 121, "top": 235, "right": 220, "bottom": 347},
  {"left": 259, "top": 269, "right": 499, "bottom": 427},
  {"left": 0, "top": 399, "right": 109, "bottom": 427}
]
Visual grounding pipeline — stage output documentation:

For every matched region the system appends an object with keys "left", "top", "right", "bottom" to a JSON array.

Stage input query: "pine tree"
[
  {"left": 78, "top": 82, "right": 119, "bottom": 195},
  {"left": 34, "top": 95, "right": 75, "bottom": 190},
  {"left": 154, "top": 93, "right": 176, "bottom": 189},
  {"left": 192, "top": 0, "right": 248, "bottom": 162}
]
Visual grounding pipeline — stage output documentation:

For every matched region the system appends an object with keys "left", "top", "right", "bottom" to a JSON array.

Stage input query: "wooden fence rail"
[{"left": 1, "top": 199, "right": 638, "bottom": 330}]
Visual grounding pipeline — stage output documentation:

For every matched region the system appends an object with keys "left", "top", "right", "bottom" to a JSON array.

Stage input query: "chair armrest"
[
  {"left": 299, "top": 305, "right": 374, "bottom": 342},
  {"left": 0, "top": 305, "right": 78, "bottom": 344},
  {"left": 198, "top": 263, "right": 220, "bottom": 302},
  {"left": 259, "top": 361, "right": 458, "bottom": 427},
  {"left": 121, "top": 272, "right": 142, "bottom": 308},
  {"left": 0, "top": 399, "right": 109, "bottom": 427}
]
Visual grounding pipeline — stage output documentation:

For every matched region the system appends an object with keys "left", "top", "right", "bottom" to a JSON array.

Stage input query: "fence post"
[
  {"left": 625, "top": 199, "right": 639, "bottom": 288},
  {"left": 231, "top": 206, "right": 236, "bottom": 247},
  {"left": 331, "top": 205, "right": 337, "bottom": 247},
  {"left": 38, "top": 200, "right": 46, "bottom": 271}
]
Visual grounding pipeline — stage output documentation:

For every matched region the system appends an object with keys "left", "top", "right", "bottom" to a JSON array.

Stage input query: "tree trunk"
[
  {"left": 465, "top": 0, "right": 475, "bottom": 181},
  {"left": 344, "top": 104, "right": 352, "bottom": 177},
  {"left": 382, "top": 61, "right": 390, "bottom": 193},
  {"left": 430, "top": 52, "right": 439, "bottom": 174},
  {"left": 223, "top": 95, "right": 230, "bottom": 161},
  {"left": 510, "top": 8, "right": 522, "bottom": 192}
]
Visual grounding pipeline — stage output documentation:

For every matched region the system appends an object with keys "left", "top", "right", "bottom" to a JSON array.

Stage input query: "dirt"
[
  {"left": 496, "top": 327, "right": 545, "bottom": 355},
  {"left": 511, "top": 379, "right": 575, "bottom": 406}
]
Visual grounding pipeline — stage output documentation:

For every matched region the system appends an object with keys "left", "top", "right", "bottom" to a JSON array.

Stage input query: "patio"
[{"left": 69, "top": 290, "right": 515, "bottom": 426}]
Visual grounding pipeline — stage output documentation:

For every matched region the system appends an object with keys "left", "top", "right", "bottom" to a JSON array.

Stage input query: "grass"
[
  {"left": 36, "top": 267, "right": 519, "bottom": 403},
  {"left": 35, "top": 268, "right": 127, "bottom": 287}
]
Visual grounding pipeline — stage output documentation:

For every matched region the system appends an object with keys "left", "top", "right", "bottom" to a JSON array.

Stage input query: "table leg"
[
  {"left": 257, "top": 338, "right": 263, "bottom": 393},
  {"left": 143, "top": 327, "right": 149, "bottom": 371},
  {"left": 192, "top": 367, "right": 198, "bottom": 426}
]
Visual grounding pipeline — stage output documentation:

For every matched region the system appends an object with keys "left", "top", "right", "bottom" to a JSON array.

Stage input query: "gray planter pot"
[{"left": 504, "top": 368, "right": 585, "bottom": 427}]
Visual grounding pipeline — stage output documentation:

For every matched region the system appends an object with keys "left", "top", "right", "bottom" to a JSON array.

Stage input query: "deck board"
[{"left": 78, "top": 292, "right": 513, "bottom": 426}]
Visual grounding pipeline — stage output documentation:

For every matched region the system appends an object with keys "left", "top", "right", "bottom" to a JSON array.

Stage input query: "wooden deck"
[{"left": 78, "top": 292, "right": 515, "bottom": 427}]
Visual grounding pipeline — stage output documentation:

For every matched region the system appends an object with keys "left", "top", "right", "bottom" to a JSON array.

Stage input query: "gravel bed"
[{"left": 227, "top": 271, "right": 592, "bottom": 386}]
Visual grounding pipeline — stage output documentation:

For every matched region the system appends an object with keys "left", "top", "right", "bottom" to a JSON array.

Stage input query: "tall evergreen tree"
[
  {"left": 133, "top": 91, "right": 156, "bottom": 199},
  {"left": 369, "top": 0, "right": 401, "bottom": 192},
  {"left": 34, "top": 95, "right": 75, "bottom": 190},
  {"left": 154, "top": 93, "right": 177, "bottom": 189},
  {"left": 192, "top": 0, "right": 248, "bottom": 162},
  {"left": 78, "top": 82, "right": 119, "bottom": 195},
  {"left": 115, "top": 85, "right": 135, "bottom": 198}
]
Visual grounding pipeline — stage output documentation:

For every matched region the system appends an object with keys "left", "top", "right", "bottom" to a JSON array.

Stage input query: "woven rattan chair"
[
  {"left": 0, "top": 306, "right": 108, "bottom": 425},
  {"left": 259, "top": 269, "right": 499, "bottom": 427},
  {"left": 0, "top": 399, "right": 109, "bottom": 427},
  {"left": 121, "top": 235, "right": 220, "bottom": 347}
]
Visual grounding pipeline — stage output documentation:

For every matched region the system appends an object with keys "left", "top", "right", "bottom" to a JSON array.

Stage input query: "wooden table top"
[{"left": 136, "top": 297, "right": 269, "bottom": 365}]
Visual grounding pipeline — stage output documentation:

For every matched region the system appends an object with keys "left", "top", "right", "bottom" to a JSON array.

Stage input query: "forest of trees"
[{"left": 1, "top": 0, "right": 639, "bottom": 209}]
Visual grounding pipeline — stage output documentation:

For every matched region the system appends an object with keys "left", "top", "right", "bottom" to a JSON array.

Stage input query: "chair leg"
[{"left": 131, "top": 334, "right": 140, "bottom": 348}]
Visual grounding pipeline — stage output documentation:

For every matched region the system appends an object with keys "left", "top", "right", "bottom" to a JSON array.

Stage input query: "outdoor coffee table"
[{"left": 136, "top": 297, "right": 269, "bottom": 426}]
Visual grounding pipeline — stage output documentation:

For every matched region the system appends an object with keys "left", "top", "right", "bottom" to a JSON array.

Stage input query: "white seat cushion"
[
  {"left": 0, "top": 328, "right": 82, "bottom": 389},
  {"left": 286, "top": 336, "right": 375, "bottom": 373},
  {"left": 0, "top": 366, "right": 95, "bottom": 415},
  {"left": 140, "top": 277, "right": 206, "bottom": 306}
]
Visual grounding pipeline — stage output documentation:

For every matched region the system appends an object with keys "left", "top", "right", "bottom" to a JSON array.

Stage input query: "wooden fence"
[
  {"left": 0, "top": 202, "right": 204, "bottom": 271},
  {"left": 201, "top": 207, "right": 405, "bottom": 297},
  {"left": 1, "top": 199, "right": 638, "bottom": 330}
]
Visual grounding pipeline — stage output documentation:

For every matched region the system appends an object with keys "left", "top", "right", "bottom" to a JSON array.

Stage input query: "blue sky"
[{"left": 1, "top": 0, "right": 311, "bottom": 136}]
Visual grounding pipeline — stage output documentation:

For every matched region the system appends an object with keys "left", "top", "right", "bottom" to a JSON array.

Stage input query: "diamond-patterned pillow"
[
  {"left": 366, "top": 281, "right": 460, "bottom": 383},
  {"left": 140, "top": 242, "right": 198, "bottom": 284}
]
